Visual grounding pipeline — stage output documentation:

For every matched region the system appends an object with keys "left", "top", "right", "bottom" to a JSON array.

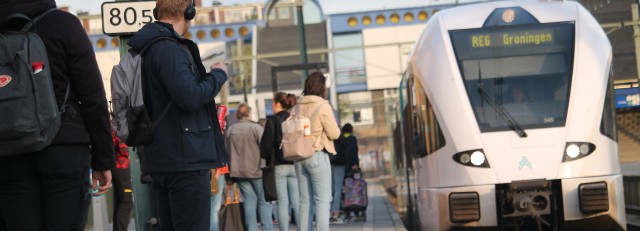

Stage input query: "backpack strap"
[
  {"left": 138, "top": 36, "right": 198, "bottom": 127},
  {"left": 7, "top": 8, "right": 57, "bottom": 32}
]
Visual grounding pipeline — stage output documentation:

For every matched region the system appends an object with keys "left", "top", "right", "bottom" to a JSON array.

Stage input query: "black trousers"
[
  {"left": 0, "top": 145, "right": 91, "bottom": 231},
  {"left": 151, "top": 170, "right": 211, "bottom": 231},
  {"left": 112, "top": 167, "right": 133, "bottom": 231}
]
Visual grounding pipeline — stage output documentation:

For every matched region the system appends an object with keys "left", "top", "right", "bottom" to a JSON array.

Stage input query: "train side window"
[
  {"left": 600, "top": 70, "right": 617, "bottom": 140},
  {"left": 412, "top": 77, "right": 446, "bottom": 158}
]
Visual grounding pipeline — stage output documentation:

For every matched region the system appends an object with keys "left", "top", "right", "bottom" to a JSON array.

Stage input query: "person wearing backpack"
[
  {"left": 260, "top": 92, "right": 301, "bottom": 231},
  {"left": 126, "top": 0, "right": 228, "bottom": 229},
  {"left": 0, "top": 0, "right": 115, "bottom": 230},
  {"left": 294, "top": 72, "right": 341, "bottom": 231},
  {"left": 227, "top": 103, "right": 273, "bottom": 231}
]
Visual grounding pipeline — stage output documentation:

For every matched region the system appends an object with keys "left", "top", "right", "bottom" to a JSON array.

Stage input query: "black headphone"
[{"left": 153, "top": 0, "right": 196, "bottom": 21}]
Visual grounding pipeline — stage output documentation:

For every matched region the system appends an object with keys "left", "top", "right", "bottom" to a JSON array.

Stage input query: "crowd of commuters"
[{"left": 0, "top": 0, "right": 360, "bottom": 230}]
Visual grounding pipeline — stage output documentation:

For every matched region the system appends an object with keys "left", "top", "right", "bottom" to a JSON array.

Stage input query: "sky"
[{"left": 55, "top": 0, "right": 266, "bottom": 15}]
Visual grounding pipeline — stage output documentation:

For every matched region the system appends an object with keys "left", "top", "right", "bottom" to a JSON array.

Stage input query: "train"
[{"left": 392, "top": 0, "right": 626, "bottom": 230}]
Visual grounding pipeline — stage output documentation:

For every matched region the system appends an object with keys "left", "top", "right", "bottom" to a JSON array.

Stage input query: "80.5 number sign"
[{"left": 102, "top": 1, "right": 156, "bottom": 36}]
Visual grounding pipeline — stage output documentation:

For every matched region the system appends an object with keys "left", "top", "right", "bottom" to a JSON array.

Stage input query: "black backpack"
[{"left": 0, "top": 9, "right": 70, "bottom": 156}]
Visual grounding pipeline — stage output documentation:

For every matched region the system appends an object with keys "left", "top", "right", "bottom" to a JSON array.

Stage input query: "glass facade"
[{"left": 333, "top": 33, "right": 367, "bottom": 93}]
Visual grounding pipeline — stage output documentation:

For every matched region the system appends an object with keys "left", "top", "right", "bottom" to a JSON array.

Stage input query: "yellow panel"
[
  {"left": 111, "top": 37, "right": 119, "bottom": 47},
  {"left": 418, "top": 11, "right": 429, "bottom": 21},
  {"left": 225, "top": 28, "right": 234, "bottom": 38},
  {"left": 348, "top": 17, "right": 358, "bottom": 27},
  {"left": 390, "top": 13, "right": 400, "bottom": 24},
  {"left": 239, "top": 26, "right": 249, "bottom": 36},
  {"left": 196, "top": 30, "right": 206, "bottom": 40},
  {"left": 362, "top": 16, "right": 372, "bottom": 26},
  {"left": 97, "top": 38, "right": 107, "bottom": 49},
  {"left": 404, "top": 12, "right": 414, "bottom": 22},
  {"left": 211, "top": 29, "right": 220, "bottom": 38},
  {"left": 376, "top": 14, "right": 386, "bottom": 24}
]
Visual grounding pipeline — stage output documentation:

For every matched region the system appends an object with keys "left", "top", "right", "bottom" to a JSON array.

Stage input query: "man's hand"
[
  {"left": 210, "top": 62, "right": 227, "bottom": 73},
  {"left": 92, "top": 169, "right": 112, "bottom": 196}
]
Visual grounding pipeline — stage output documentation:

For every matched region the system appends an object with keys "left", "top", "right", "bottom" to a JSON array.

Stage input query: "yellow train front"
[{"left": 396, "top": 0, "right": 625, "bottom": 230}]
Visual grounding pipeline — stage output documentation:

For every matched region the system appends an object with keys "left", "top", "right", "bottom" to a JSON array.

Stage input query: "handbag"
[
  {"left": 219, "top": 184, "right": 246, "bottom": 231},
  {"left": 262, "top": 152, "right": 277, "bottom": 202}
]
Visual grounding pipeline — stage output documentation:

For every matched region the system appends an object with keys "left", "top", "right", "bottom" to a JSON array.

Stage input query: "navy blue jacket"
[{"left": 128, "top": 22, "right": 228, "bottom": 173}]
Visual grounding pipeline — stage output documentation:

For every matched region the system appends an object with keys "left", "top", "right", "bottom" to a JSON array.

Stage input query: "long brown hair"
[
  {"left": 302, "top": 71, "right": 327, "bottom": 99},
  {"left": 273, "top": 92, "right": 297, "bottom": 110}
]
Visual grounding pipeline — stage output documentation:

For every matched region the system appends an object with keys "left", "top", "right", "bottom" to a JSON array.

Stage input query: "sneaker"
[{"left": 330, "top": 217, "right": 346, "bottom": 224}]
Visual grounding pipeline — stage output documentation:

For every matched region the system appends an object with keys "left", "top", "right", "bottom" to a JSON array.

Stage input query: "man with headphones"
[{"left": 127, "top": 0, "right": 229, "bottom": 230}]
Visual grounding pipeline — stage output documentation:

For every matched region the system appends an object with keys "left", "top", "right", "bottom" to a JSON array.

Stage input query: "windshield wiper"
[{"left": 477, "top": 82, "right": 528, "bottom": 138}]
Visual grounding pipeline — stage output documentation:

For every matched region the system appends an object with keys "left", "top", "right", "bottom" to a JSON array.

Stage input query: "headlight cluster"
[
  {"left": 453, "top": 149, "right": 490, "bottom": 168},
  {"left": 562, "top": 142, "right": 596, "bottom": 162}
]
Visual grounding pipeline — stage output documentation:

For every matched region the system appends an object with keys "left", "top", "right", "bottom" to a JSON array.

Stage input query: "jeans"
[
  {"left": 237, "top": 178, "right": 273, "bottom": 231},
  {"left": 151, "top": 170, "right": 211, "bottom": 231},
  {"left": 330, "top": 165, "right": 346, "bottom": 213},
  {"left": 295, "top": 151, "right": 332, "bottom": 231},
  {"left": 112, "top": 167, "right": 133, "bottom": 231},
  {"left": 210, "top": 175, "right": 225, "bottom": 231},
  {"left": 275, "top": 165, "right": 300, "bottom": 231},
  {"left": 0, "top": 145, "right": 91, "bottom": 231}
]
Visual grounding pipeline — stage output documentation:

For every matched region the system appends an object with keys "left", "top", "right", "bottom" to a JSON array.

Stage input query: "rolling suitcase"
[{"left": 342, "top": 177, "right": 368, "bottom": 211}]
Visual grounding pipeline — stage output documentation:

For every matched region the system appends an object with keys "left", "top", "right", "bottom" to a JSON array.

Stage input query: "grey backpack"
[
  {"left": 0, "top": 9, "right": 69, "bottom": 156},
  {"left": 110, "top": 37, "right": 179, "bottom": 146}
]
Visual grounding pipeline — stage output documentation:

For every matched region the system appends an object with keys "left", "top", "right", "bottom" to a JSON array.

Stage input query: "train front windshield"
[{"left": 450, "top": 23, "right": 575, "bottom": 132}]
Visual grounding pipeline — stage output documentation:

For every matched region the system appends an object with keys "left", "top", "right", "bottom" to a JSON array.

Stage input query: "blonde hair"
[{"left": 156, "top": 0, "right": 191, "bottom": 20}]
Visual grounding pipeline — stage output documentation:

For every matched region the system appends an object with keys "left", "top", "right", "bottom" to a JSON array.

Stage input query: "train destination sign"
[{"left": 469, "top": 29, "right": 554, "bottom": 48}]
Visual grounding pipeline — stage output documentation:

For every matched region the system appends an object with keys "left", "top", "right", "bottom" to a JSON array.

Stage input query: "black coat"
[
  {"left": 332, "top": 135, "right": 359, "bottom": 167},
  {"left": 0, "top": 0, "right": 114, "bottom": 171},
  {"left": 128, "top": 22, "right": 228, "bottom": 173},
  {"left": 260, "top": 111, "right": 294, "bottom": 165}
]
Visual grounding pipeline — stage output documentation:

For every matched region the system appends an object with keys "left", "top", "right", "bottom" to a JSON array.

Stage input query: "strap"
[
  {"left": 59, "top": 81, "right": 71, "bottom": 113},
  {"left": 268, "top": 116, "right": 278, "bottom": 167},
  {"left": 7, "top": 8, "right": 57, "bottom": 32},
  {"left": 32, "top": 8, "right": 57, "bottom": 24},
  {"left": 139, "top": 36, "right": 177, "bottom": 56},
  {"left": 151, "top": 101, "right": 173, "bottom": 127},
  {"left": 139, "top": 36, "right": 179, "bottom": 124}
]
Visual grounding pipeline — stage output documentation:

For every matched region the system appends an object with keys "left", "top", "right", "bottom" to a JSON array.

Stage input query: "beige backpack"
[{"left": 281, "top": 102, "right": 325, "bottom": 161}]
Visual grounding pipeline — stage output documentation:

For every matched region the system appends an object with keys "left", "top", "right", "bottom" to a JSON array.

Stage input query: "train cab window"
[
  {"left": 450, "top": 23, "right": 575, "bottom": 132},
  {"left": 410, "top": 76, "right": 445, "bottom": 158},
  {"left": 600, "top": 72, "right": 617, "bottom": 140}
]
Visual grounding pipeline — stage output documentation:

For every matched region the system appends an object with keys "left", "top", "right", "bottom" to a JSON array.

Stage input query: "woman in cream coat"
[{"left": 294, "top": 72, "right": 341, "bottom": 231}]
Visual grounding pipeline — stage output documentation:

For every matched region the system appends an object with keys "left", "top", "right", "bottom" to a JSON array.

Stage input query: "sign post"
[{"left": 103, "top": 1, "right": 158, "bottom": 230}]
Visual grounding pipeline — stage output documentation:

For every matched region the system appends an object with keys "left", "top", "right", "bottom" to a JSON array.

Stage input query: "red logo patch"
[{"left": 0, "top": 75, "right": 11, "bottom": 88}]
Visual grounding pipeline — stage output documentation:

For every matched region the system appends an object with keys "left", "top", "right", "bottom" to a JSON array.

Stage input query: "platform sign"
[
  {"left": 615, "top": 87, "right": 640, "bottom": 109},
  {"left": 102, "top": 1, "right": 156, "bottom": 36}
]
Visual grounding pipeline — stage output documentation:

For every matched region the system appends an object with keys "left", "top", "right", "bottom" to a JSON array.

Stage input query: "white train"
[{"left": 394, "top": 0, "right": 625, "bottom": 230}]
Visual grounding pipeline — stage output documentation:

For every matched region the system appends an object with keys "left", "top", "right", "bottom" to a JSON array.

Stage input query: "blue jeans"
[
  {"left": 237, "top": 178, "right": 273, "bottom": 231},
  {"left": 210, "top": 175, "right": 225, "bottom": 231},
  {"left": 330, "top": 165, "right": 346, "bottom": 213},
  {"left": 295, "top": 151, "right": 332, "bottom": 231},
  {"left": 275, "top": 164, "right": 300, "bottom": 231}
]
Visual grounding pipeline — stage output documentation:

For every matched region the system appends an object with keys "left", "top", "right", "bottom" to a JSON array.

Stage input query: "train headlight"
[
  {"left": 562, "top": 142, "right": 596, "bottom": 162},
  {"left": 460, "top": 153, "right": 471, "bottom": 164},
  {"left": 470, "top": 151, "right": 485, "bottom": 166},
  {"left": 453, "top": 149, "right": 490, "bottom": 168},
  {"left": 566, "top": 144, "right": 580, "bottom": 159}
]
